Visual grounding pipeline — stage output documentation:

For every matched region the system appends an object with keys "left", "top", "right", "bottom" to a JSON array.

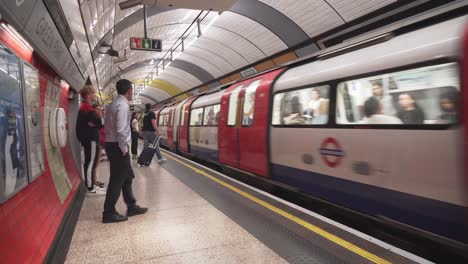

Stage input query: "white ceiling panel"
[
  {"left": 328, "top": 0, "right": 397, "bottom": 22},
  {"left": 176, "top": 53, "right": 224, "bottom": 77},
  {"left": 204, "top": 26, "right": 264, "bottom": 63},
  {"left": 214, "top": 12, "right": 287, "bottom": 56},
  {"left": 192, "top": 37, "right": 248, "bottom": 69},
  {"left": 184, "top": 46, "right": 234, "bottom": 73},
  {"left": 151, "top": 0, "right": 238, "bottom": 11},
  {"left": 140, "top": 88, "right": 170, "bottom": 102},
  {"left": 115, "top": 2, "right": 142, "bottom": 23},
  {"left": 157, "top": 67, "right": 202, "bottom": 90},
  {"left": 259, "top": 0, "right": 344, "bottom": 37}
]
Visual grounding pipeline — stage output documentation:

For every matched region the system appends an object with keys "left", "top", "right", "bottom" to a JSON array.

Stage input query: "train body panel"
[
  {"left": 179, "top": 97, "right": 198, "bottom": 153},
  {"left": 172, "top": 99, "right": 189, "bottom": 151},
  {"left": 158, "top": 106, "right": 172, "bottom": 147},
  {"left": 270, "top": 127, "right": 465, "bottom": 242},
  {"left": 237, "top": 70, "right": 284, "bottom": 177},
  {"left": 159, "top": 15, "right": 468, "bottom": 245},
  {"left": 188, "top": 91, "right": 223, "bottom": 161}
]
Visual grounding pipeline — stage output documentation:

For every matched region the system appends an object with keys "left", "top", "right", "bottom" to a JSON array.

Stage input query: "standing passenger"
[
  {"left": 92, "top": 104, "right": 105, "bottom": 189},
  {"left": 76, "top": 86, "right": 105, "bottom": 196},
  {"left": 371, "top": 80, "right": 396, "bottom": 115},
  {"left": 131, "top": 112, "right": 140, "bottom": 159},
  {"left": 141, "top": 104, "right": 166, "bottom": 163},
  {"left": 103, "top": 79, "right": 147, "bottom": 223}
]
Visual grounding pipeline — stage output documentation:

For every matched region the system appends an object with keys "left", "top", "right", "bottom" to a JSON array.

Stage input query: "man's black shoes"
[
  {"left": 127, "top": 205, "right": 148, "bottom": 217},
  {"left": 102, "top": 213, "right": 128, "bottom": 223}
]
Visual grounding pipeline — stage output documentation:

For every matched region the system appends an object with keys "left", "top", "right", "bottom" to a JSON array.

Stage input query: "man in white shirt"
[
  {"left": 103, "top": 79, "right": 147, "bottom": 223},
  {"left": 362, "top": 97, "right": 402, "bottom": 124}
]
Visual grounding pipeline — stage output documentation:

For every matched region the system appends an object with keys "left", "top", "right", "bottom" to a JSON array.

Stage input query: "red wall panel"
[{"left": 0, "top": 22, "right": 82, "bottom": 264}]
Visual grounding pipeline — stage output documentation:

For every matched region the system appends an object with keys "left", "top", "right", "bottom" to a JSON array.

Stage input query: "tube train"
[{"left": 151, "top": 16, "right": 468, "bottom": 246}]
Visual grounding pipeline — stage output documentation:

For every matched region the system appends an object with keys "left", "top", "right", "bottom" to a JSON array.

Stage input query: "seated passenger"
[
  {"left": 438, "top": 91, "right": 458, "bottom": 124},
  {"left": 311, "top": 99, "right": 329, "bottom": 125},
  {"left": 397, "top": 93, "right": 425, "bottom": 124},
  {"left": 283, "top": 96, "right": 305, "bottom": 125},
  {"left": 304, "top": 88, "right": 325, "bottom": 117},
  {"left": 362, "top": 97, "right": 402, "bottom": 124}
]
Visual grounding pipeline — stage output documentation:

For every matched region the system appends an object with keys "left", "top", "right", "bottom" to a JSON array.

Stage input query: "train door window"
[
  {"left": 190, "top": 108, "right": 204, "bottom": 126},
  {"left": 164, "top": 114, "right": 169, "bottom": 126},
  {"left": 272, "top": 85, "right": 330, "bottom": 125},
  {"left": 180, "top": 104, "right": 187, "bottom": 125},
  {"left": 170, "top": 110, "right": 174, "bottom": 126},
  {"left": 227, "top": 85, "right": 244, "bottom": 126},
  {"left": 242, "top": 79, "right": 262, "bottom": 126},
  {"left": 203, "top": 104, "right": 221, "bottom": 126},
  {"left": 158, "top": 114, "right": 164, "bottom": 126},
  {"left": 0, "top": 43, "right": 28, "bottom": 203},
  {"left": 336, "top": 62, "right": 460, "bottom": 125}
]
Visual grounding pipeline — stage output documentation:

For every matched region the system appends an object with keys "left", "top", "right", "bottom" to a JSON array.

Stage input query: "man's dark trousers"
[{"left": 103, "top": 142, "right": 137, "bottom": 216}]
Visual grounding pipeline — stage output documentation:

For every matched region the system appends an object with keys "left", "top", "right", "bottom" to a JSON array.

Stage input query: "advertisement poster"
[
  {"left": 0, "top": 44, "right": 28, "bottom": 202},
  {"left": 23, "top": 63, "right": 45, "bottom": 179}
]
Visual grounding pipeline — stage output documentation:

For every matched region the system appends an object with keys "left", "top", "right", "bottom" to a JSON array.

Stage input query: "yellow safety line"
[{"left": 162, "top": 152, "right": 392, "bottom": 264}]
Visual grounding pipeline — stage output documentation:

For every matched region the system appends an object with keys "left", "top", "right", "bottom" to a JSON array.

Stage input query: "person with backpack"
[{"left": 141, "top": 103, "right": 166, "bottom": 164}]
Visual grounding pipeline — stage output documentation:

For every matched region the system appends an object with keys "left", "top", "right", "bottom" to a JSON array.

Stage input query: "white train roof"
[
  {"left": 274, "top": 15, "right": 467, "bottom": 92},
  {"left": 191, "top": 90, "right": 224, "bottom": 109}
]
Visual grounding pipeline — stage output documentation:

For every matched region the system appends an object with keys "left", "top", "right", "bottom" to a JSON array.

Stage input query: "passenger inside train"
[{"left": 336, "top": 63, "right": 460, "bottom": 125}]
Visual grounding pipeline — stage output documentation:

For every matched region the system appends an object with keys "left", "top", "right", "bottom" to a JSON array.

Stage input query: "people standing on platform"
[
  {"left": 76, "top": 86, "right": 106, "bottom": 196},
  {"left": 141, "top": 103, "right": 166, "bottom": 164},
  {"left": 92, "top": 104, "right": 106, "bottom": 188},
  {"left": 131, "top": 112, "right": 140, "bottom": 159},
  {"left": 103, "top": 79, "right": 147, "bottom": 223}
]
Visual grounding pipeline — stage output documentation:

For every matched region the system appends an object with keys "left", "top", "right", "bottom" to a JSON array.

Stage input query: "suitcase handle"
[{"left": 150, "top": 136, "right": 161, "bottom": 149}]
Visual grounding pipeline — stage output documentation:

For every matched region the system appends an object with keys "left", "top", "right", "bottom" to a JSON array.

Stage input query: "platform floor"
[{"left": 65, "top": 149, "right": 429, "bottom": 264}]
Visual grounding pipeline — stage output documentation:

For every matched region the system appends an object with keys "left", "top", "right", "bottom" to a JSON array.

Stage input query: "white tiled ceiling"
[
  {"left": 328, "top": 0, "right": 398, "bottom": 22},
  {"left": 259, "top": 0, "right": 344, "bottom": 37},
  {"left": 82, "top": 0, "right": 400, "bottom": 103},
  {"left": 213, "top": 12, "right": 287, "bottom": 56}
]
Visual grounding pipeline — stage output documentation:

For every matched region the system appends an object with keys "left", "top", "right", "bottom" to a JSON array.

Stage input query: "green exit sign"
[{"left": 130, "top": 37, "right": 162, "bottom": 51}]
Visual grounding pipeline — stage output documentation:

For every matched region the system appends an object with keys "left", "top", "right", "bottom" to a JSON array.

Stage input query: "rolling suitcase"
[{"left": 137, "top": 136, "right": 160, "bottom": 166}]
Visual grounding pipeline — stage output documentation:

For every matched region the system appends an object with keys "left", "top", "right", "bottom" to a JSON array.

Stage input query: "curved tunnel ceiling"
[{"left": 81, "top": 0, "right": 398, "bottom": 104}]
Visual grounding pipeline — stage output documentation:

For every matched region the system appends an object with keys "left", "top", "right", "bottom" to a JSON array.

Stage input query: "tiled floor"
[{"left": 65, "top": 157, "right": 287, "bottom": 264}]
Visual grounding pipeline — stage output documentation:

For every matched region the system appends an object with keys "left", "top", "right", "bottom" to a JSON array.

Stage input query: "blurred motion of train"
[{"left": 150, "top": 15, "right": 468, "bottom": 249}]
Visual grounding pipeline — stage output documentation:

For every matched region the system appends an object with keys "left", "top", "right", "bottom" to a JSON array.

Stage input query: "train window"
[
  {"left": 0, "top": 44, "right": 29, "bottom": 203},
  {"left": 272, "top": 85, "right": 330, "bottom": 125},
  {"left": 158, "top": 114, "right": 164, "bottom": 126},
  {"left": 190, "top": 108, "right": 204, "bottom": 126},
  {"left": 203, "top": 104, "right": 221, "bottom": 126},
  {"left": 227, "top": 85, "right": 244, "bottom": 126},
  {"left": 170, "top": 110, "right": 174, "bottom": 126},
  {"left": 180, "top": 104, "right": 187, "bottom": 125},
  {"left": 23, "top": 63, "right": 45, "bottom": 180},
  {"left": 164, "top": 114, "right": 169, "bottom": 126},
  {"left": 242, "top": 79, "right": 262, "bottom": 126},
  {"left": 336, "top": 63, "right": 460, "bottom": 125}
]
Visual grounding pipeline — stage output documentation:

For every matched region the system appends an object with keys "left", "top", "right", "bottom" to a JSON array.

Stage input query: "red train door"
[
  {"left": 219, "top": 83, "right": 246, "bottom": 167},
  {"left": 179, "top": 97, "right": 198, "bottom": 153},
  {"left": 167, "top": 108, "right": 174, "bottom": 149},
  {"left": 219, "top": 69, "right": 283, "bottom": 176},
  {"left": 462, "top": 25, "right": 468, "bottom": 198}
]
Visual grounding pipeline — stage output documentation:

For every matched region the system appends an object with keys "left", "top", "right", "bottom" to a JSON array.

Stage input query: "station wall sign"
[{"left": 130, "top": 37, "right": 162, "bottom": 51}]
